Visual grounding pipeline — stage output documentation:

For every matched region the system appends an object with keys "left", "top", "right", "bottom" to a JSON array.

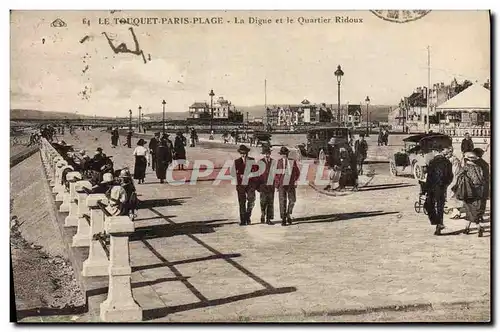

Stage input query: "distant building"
[
  {"left": 188, "top": 96, "right": 243, "bottom": 122},
  {"left": 346, "top": 104, "right": 362, "bottom": 127},
  {"left": 189, "top": 102, "right": 209, "bottom": 119},
  {"left": 265, "top": 99, "right": 334, "bottom": 127}
]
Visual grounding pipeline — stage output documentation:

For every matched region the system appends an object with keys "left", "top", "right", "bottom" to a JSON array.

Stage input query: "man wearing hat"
[
  {"left": 233, "top": 144, "right": 258, "bottom": 225},
  {"left": 274, "top": 146, "right": 300, "bottom": 226},
  {"left": 424, "top": 148, "right": 454, "bottom": 235},
  {"left": 111, "top": 127, "right": 119, "bottom": 148},
  {"left": 258, "top": 145, "right": 275, "bottom": 225},
  {"left": 149, "top": 132, "right": 161, "bottom": 171},
  {"left": 472, "top": 148, "right": 490, "bottom": 220},
  {"left": 354, "top": 133, "right": 368, "bottom": 175}
]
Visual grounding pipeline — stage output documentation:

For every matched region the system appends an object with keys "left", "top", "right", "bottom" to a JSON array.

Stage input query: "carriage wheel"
[
  {"left": 389, "top": 160, "right": 398, "bottom": 176},
  {"left": 413, "top": 163, "right": 425, "bottom": 182},
  {"left": 318, "top": 149, "right": 326, "bottom": 164},
  {"left": 414, "top": 201, "right": 421, "bottom": 213}
]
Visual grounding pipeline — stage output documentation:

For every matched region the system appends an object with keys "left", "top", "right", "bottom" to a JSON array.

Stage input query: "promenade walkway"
[{"left": 48, "top": 129, "right": 490, "bottom": 322}]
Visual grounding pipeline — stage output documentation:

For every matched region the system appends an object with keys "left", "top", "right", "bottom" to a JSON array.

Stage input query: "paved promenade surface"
[{"left": 57, "top": 130, "right": 490, "bottom": 322}]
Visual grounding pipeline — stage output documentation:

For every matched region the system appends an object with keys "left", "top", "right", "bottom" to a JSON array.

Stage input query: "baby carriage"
[{"left": 414, "top": 192, "right": 428, "bottom": 215}]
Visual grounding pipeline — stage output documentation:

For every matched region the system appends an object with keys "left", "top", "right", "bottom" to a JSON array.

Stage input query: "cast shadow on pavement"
[
  {"left": 440, "top": 224, "right": 490, "bottom": 237},
  {"left": 138, "top": 197, "right": 191, "bottom": 209},
  {"left": 137, "top": 207, "right": 297, "bottom": 321},
  {"left": 361, "top": 183, "right": 415, "bottom": 192},
  {"left": 86, "top": 277, "right": 190, "bottom": 297},
  {"left": 295, "top": 210, "right": 399, "bottom": 225},
  {"left": 129, "top": 218, "right": 232, "bottom": 241}
]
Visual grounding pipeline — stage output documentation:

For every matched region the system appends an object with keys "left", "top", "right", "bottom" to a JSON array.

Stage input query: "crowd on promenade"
[
  {"left": 421, "top": 132, "right": 490, "bottom": 236},
  {"left": 46, "top": 124, "right": 490, "bottom": 235}
]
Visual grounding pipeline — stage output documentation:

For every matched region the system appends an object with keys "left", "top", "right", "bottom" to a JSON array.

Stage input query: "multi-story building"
[
  {"left": 265, "top": 99, "right": 334, "bottom": 127},
  {"left": 188, "top": 96, "right": 243, "bottom": 122},
  {"left": 188, "top": 102, "right": 210, "bottom": 119}
]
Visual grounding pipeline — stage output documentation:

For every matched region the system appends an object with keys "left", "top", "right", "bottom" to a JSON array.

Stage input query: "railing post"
[
  {"left": 64, "top": 172, "right": 83, "bottom": 227},
  {"left": 56, "top": 166, "right": 74, "bottom": 204},
  {"left": 100, "top": 216, "right": 142, "bottom": 322},
  {"left": 72, "top": 181, "right": 93, "bottom": 247},
  {"left": 82, "top": 194, "right": 109, "bottom": 277},
  {"left": 52, "top": 160, "right": 68, "bottom": 194},
  {"left": 50, "top": 156, "right": 63, "bottom": 187}
]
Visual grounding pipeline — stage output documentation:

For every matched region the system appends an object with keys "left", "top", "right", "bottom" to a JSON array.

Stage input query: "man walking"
[
  {"left": 461, "top": 132, "right": 474, "bottom": 155},
  {"left": 354, "top": 133, "right": 368, "bottom": 175},
  {"left": 424, "top": 148, "right": 454, "bottom": 235},
  {"left": 274, "top": 146, "right": 300, "bottom": 226},
  {"left": 233, "top": 145, "right": 258, "bottom": 226},
  {"left": 149, "top": 132, "right": 160, "bottom": 171},
  {"left": 258, "top": 145, "right": 275, "bottom": 225}
]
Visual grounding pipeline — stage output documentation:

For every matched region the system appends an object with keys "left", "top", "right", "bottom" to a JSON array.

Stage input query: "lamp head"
[{"left": 334, "top": 65, "right": 344, "bottom": 83}]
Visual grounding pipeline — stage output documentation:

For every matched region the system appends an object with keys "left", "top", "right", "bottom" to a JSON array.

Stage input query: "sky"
[{"left": 10, "top": 10, "right": 490, "bottom": 117}]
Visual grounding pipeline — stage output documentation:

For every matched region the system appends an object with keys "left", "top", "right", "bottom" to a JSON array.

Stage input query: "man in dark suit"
[
  {"left": 274, "top": 146, "right": 300, "bottom": 226},
  {"left": 461, "top": 132, "right": 474, "bottom": 155},
  {"left": 258, "top": 145, "right": 275, "bottom": 225},
  {"left": 149, "top": 132, "right": 160, "bottom": 171},
  {"left": 424, "top": 148, "right": 454, "bottom": 235},
  {"left": 233, "top": 144, "right": 258, "bottom": 226}
]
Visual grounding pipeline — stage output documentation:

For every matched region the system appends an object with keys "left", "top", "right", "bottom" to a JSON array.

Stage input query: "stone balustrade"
[{"left": 39, "top": 138, "right": 142, "bottom": 322}]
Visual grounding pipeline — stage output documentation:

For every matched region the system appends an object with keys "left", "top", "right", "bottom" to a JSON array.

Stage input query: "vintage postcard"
[{"left": 10, "top": 10, "right": 491, "bottom": 323}]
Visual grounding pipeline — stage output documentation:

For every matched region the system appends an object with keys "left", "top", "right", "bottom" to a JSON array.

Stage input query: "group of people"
[
  {"left": 423, "top": 132, "right": 490, "bottom": 236},
  {"left": 233, "top": 144, "right": 300, "bottom": 226},
  {"left": 130, "top": 132, "right": 188, "bottom": 184},
  {"left": 377, "top": 128, "right": 389, "bottom": 146},
  {"left": 325, "top": 133, "right": 369, "bottom": 191}
]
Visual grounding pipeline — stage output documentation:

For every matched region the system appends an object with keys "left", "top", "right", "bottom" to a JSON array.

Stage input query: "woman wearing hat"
[
  {"left": 133, "top": 139, "right": 149, "bottom": 184},
  {"left": 155, "top": 138, "right": 172, "bottom": 183},
  {"left": 454, "top": 151, "right": 487, "bottom": 234},
  {"left": 174, "top": 132, "right": 187, "bottom": 170}
]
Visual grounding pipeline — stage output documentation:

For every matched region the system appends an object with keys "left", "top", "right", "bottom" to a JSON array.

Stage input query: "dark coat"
[
  {"left": 149, "top": 137, "right": 159, "bottom": 154},
  {"left": 475, "top": 158, "right": 490, "bottom": 198},
  {"left": 354, "top": 139, "right": 368, "bottom": 160},
  {"left": 233, "top": 156, "right": 259, "bottom": 186},
  {"left": 155, "top": 145, "right": 171, "bottom": 179},
  {"left": 274, "top": 158, "right": 301, "bottom": 188},
  {"left": 258, "top": 157, "right": 275, "bottom": 190},
  {"left": 174, "top": 136, "right": 187, "bottom": 160},
  {"left": 461, "top": 138, "right": 474, "bottom": 153},
  {"left": 425, "top": 155, "right": 453, "bottom": 190}
]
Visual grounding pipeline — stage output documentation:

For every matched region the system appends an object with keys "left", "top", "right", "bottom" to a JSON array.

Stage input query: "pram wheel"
[{"left": 414, "top": 201, "right": 421, "bottom": 213}]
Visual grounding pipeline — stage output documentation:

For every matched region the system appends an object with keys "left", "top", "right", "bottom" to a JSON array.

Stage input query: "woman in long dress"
[
  {"left": 454, "top": 151, "right": 486, "bottom": 234},
  {"left": 133, "top": 139, "right": 149, "bottom": 184},
  {"left": 156, "top": 138, "right": 171, "bottom": 183},
  {"left": 174, "top": 132, "right": 187, "bottom": 170},
  {"left": 445, "top": 147, "right": 463, "bottom": 218}
]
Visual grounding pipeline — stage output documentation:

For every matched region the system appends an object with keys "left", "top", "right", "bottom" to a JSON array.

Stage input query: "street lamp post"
[
  {"left": 209, "top": 89, "right": 215, "bottom": 133},
  {"left": 365, "top": 96, "right": 370, "bottom": 136},
  {"left": 129, "top": 109, "right": 132, "bottom": 132},
  {"left": 334, "top": 65, "right": 344, "bottom": 126},
  {"left": 138, "top": 105, "right": 142, "bottom": 133},
  {"left": 162, "top": 100, "right": 166, "bottom": 135}
]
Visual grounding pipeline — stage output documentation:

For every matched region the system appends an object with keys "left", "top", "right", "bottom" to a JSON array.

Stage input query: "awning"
[{"left": 436, "top": 84, "right": 490, "bottom": 113}]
